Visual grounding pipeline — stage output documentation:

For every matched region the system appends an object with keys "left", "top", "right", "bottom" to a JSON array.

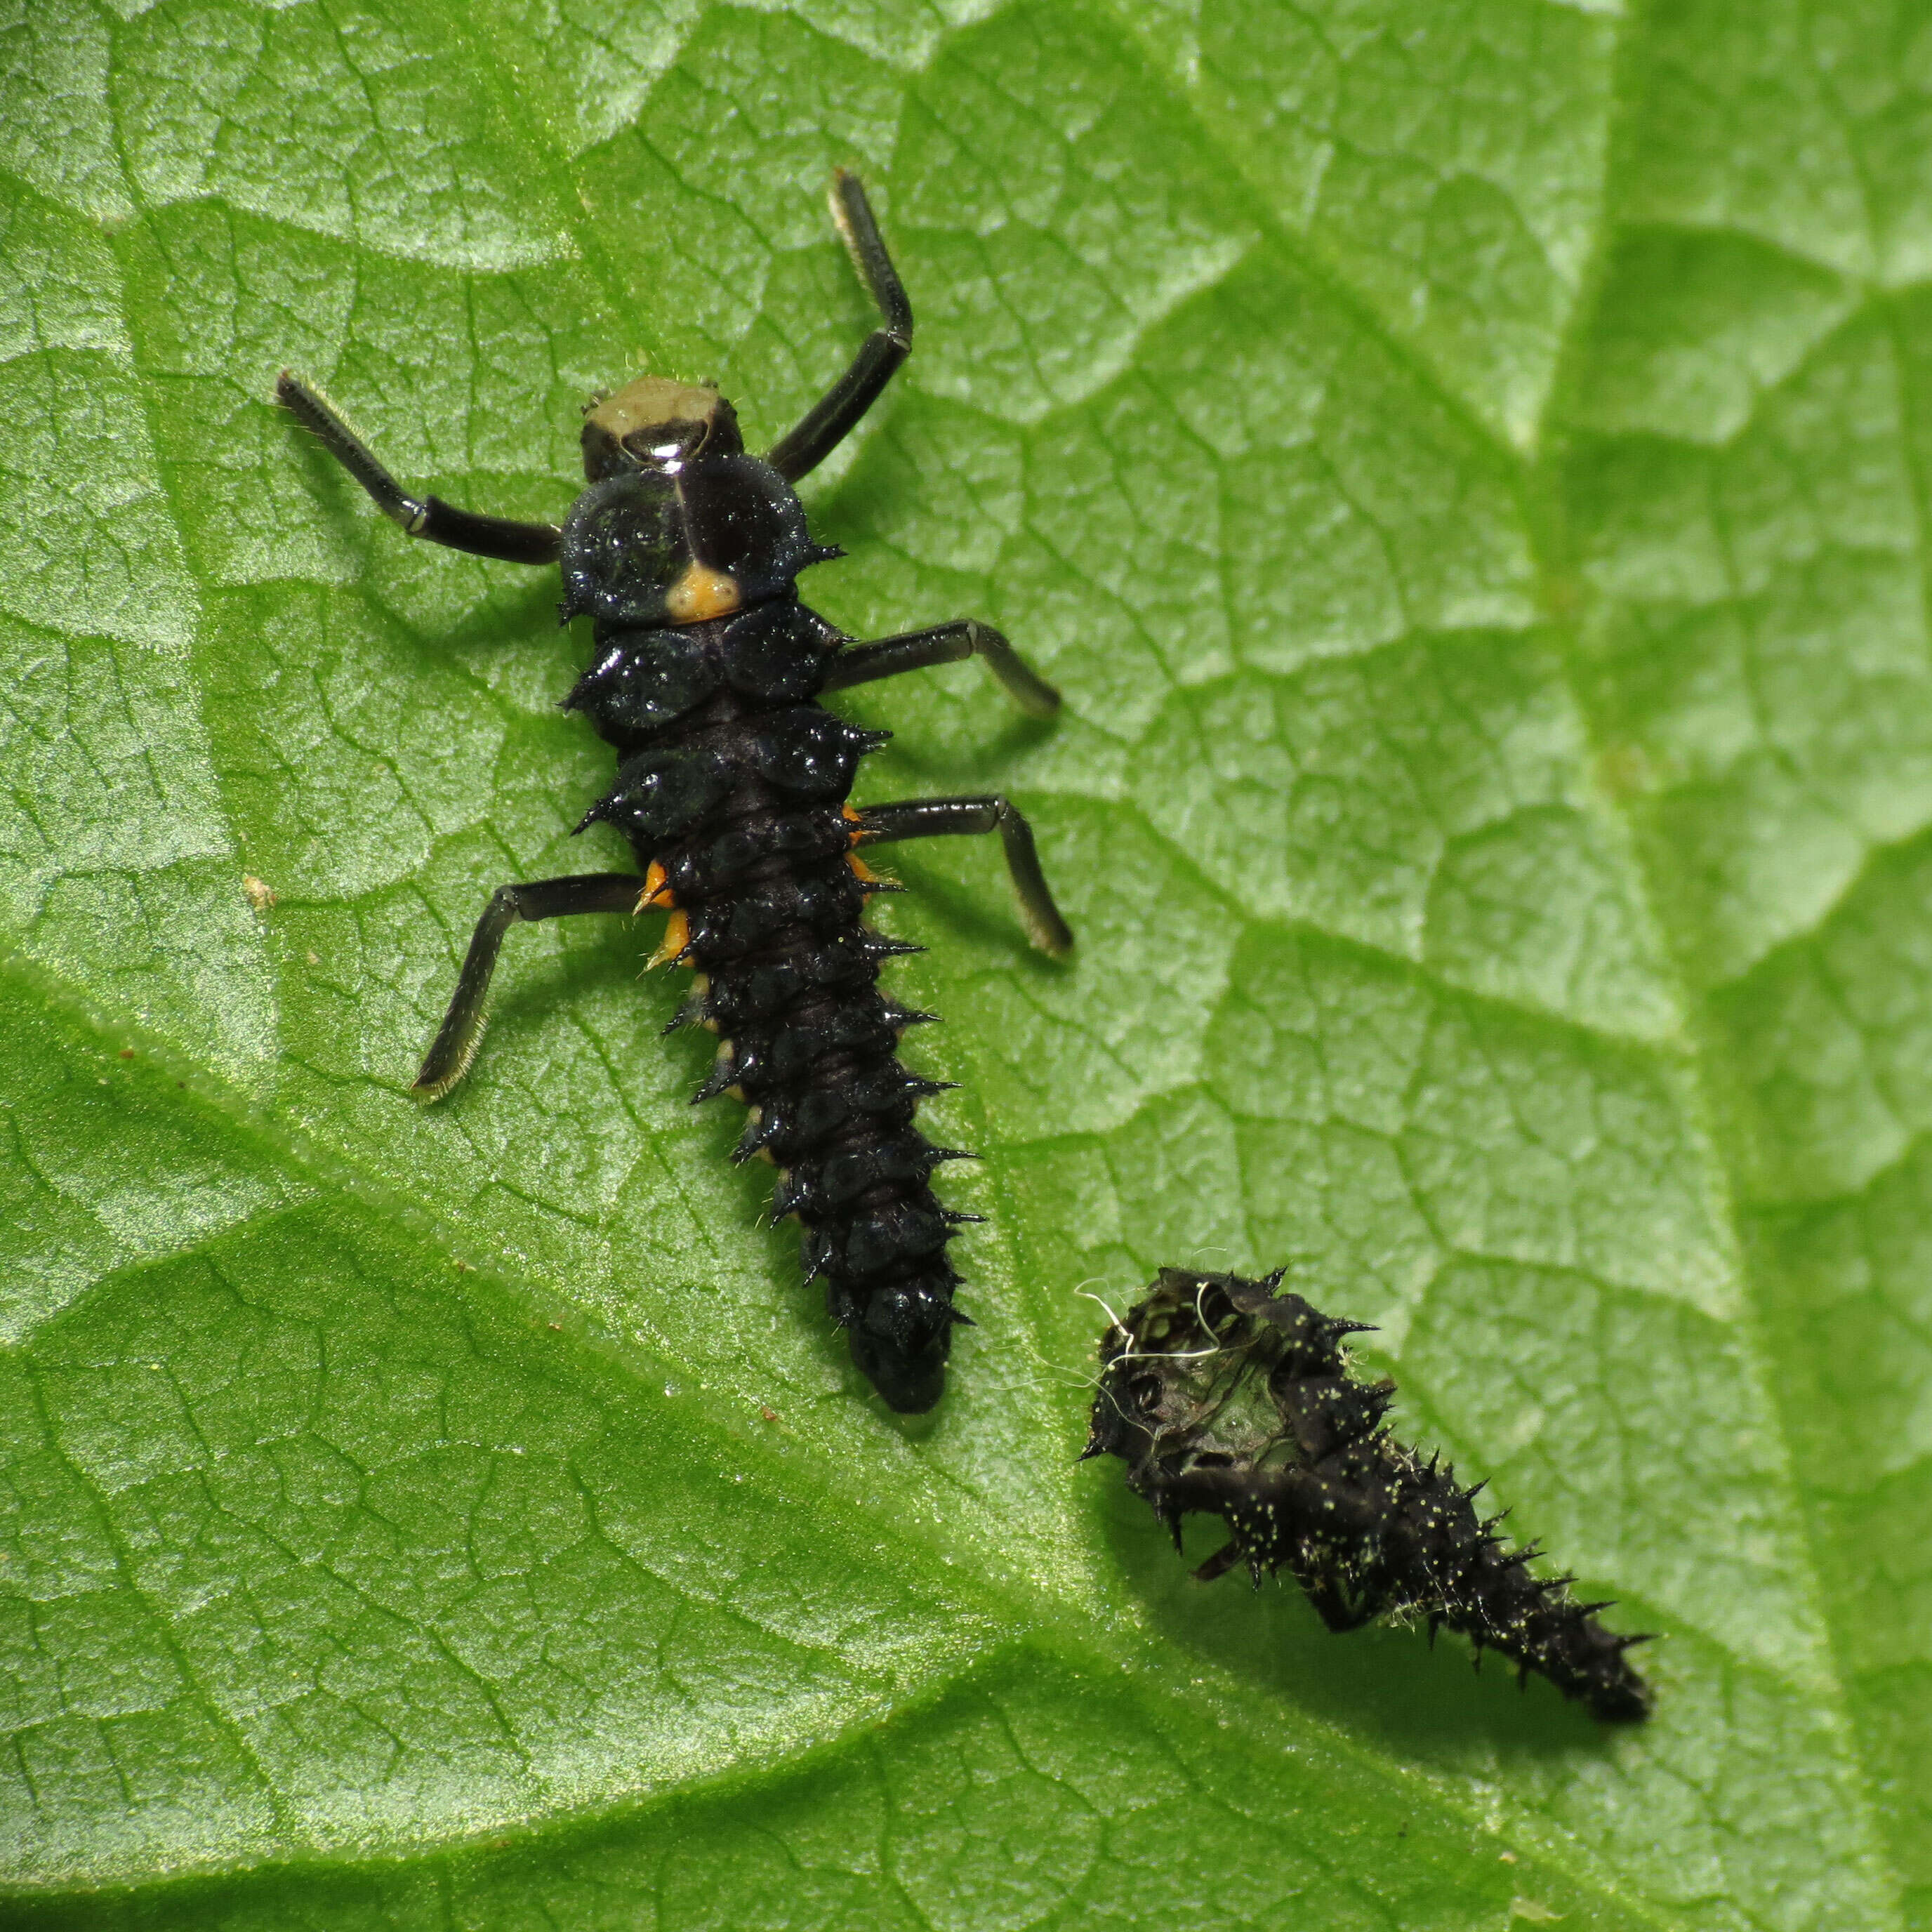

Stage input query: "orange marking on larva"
[
  {"left": 665, "top": 562, "right": 740, "bottom": 624},
  {"left": 844, "top": 803, "right": 869, "bottom": 846},
  {"left": 647, "top": 907, "right": 691, "bottom": 968},
  {"left": 848, "top": 849, "right": 884, "bottom": 884},
  {"left": 635, "top": 861, "right": 675, "bottom": 912}
]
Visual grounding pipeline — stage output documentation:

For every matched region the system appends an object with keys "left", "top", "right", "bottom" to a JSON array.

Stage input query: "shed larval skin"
[{"left": 1087, "top": 1269, "right": 1652, "bottom": 1719}]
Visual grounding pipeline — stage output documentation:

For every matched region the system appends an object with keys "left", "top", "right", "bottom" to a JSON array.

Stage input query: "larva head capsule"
[
  {"left": 562, "top": 378, "right": 840, "bottom": 630},
  {"left": 581, "top": 377, "right": 743, "bottom": 477}
]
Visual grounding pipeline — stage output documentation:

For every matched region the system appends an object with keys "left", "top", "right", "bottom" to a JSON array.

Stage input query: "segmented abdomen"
[{"left": 566, "top": 600, "right": 970, "bottom": 1412}]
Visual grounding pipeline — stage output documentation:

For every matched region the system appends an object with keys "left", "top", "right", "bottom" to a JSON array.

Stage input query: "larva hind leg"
[
  {"left": 855, "top": 795, "right": 1073, "bottom": 958},
  {"left": 413, "top": 873, "right": 641, "bottom": 1099}
]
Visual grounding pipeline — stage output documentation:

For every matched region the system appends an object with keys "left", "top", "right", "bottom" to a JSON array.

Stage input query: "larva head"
[
  {"left": 581, "top": 378, "right": 742, "bottom": 479},
  {"left": 562, "top": 379, "right": 838, "bottom": 629}
]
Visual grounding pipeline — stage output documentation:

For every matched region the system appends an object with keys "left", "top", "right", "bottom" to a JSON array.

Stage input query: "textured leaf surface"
[{"left": 1, "top": 1, "right": 1926, "bottom": 1925}]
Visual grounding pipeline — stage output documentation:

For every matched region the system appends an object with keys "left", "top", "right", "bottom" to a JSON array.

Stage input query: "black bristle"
[
  {"left": 665, "top": 989, "right": 713, "bottom": 1034},
  {"left": 732, "top": 1112, "right": 781, "bottom": 1162},
  {"left": 691, "top": 1054, "right": 739, "bottom": 1103}
]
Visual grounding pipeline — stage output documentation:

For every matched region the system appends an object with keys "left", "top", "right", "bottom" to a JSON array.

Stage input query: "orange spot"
[
  {"left": 665, "top": 562, "right": 740, "bottom": 624},
  {"left": 848, "top": 849, "right": 884, "bottom": 884},
  {"left": 845, "top": 803, "right": 869, "bottom": 846},
  {"left": 635, "top": 861, "right": 675, "bottom": 911},
  {"left": 647, "top": 908, "right": 691, "bottom": 968}
]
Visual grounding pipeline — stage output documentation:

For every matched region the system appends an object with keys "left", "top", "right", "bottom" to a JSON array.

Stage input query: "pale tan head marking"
[{"left": 583, "top": 378, "right": 727, "bottom": 458}]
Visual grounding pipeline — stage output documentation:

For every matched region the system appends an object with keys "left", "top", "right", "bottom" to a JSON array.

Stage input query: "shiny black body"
[
  {"left": 1087, "top": 1270, "right": 1652, "bottom": 1720},
  {"left": 278, "top": 175, "right": 1071, "bottom": 1411},
  {"left": 568, "top": 585, "right": 968, "bottom": 1413}
]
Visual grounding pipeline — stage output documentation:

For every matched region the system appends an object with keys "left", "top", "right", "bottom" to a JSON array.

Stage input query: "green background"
[{"left": 3, "top": 0, "right": 1928, "bottom": 1925}]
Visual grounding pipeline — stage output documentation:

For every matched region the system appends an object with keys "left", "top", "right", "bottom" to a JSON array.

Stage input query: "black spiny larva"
[
  {"left": 277, "top": 173, "right": 1072, "bottom": 1412},
  {"left": 1086, "top": 1269, "right": 1652, "bottom": 1721}
]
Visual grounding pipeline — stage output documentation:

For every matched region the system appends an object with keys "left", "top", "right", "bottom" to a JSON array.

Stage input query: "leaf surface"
[{"left": 1, "top": 1, "right": 1926, "bottom": 1926}]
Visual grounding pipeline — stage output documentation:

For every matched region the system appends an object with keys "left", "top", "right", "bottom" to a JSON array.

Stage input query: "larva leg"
[
  {"left": 764, "top": 171, "right": 912, "bottom": 483},
  {"left": 856, "top": 796, "right": 1073, "bottom": 958},
  {"left": 413, "top": 873, "right": 641, "bottom": 1100},
  {"left": 278, "top": 371, "right": 562, "bottom": 566},
  {"left": 821, "top": 619, "right": 1059, "bottom": 719},
  {"left": 1295, "top": 1569, "right": 1380, "bottom": 1635}
]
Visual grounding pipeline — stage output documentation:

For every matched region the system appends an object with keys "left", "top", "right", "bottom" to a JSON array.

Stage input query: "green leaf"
[{"left": 1, "top": 1, "right": 1924, "bottom": 1925}]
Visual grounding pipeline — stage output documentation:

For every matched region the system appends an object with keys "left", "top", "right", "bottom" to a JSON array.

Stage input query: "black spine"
[
  {"left": 574, "top": 604, "right": 965, "bottom": 1412},
  {"left": 1085, "top": 1269, "right": 1652, "bottom": 1721}
]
